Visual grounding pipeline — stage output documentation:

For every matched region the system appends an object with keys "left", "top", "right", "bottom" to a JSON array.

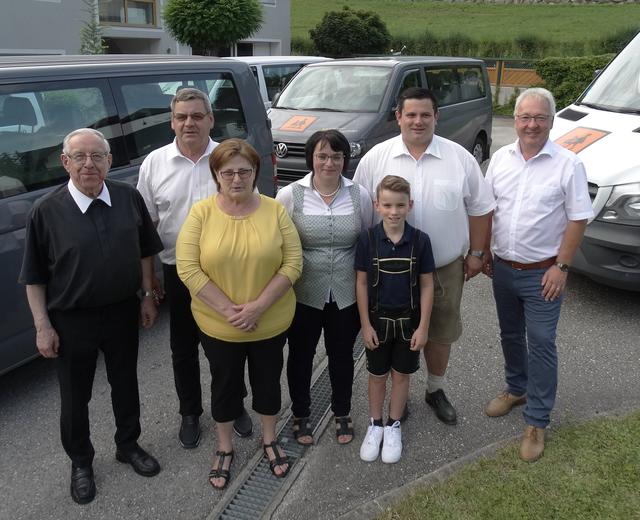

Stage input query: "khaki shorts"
[{"left": 428, "top": 256, "right": 464, "bottom": 344}]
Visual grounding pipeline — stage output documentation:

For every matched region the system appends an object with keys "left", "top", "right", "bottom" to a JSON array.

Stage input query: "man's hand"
[
  {"left": 541, "top": 265, "right": 568, "bottom": 301},
  {"left": 482, "top": 251, "right": 494, "bottom": 278},
  {"left": 362, "top": 323, "right": 379, "bottom": 350},
  {"left": 140, "top": 296, "right": 158, "bottom": 328},
  {"left": 464, "top": 254, "right": 484, "bottom": 281},
  {"left": 151, "top": 274, "right": 164, "bottom": 305},
  {"left": 410, "top": 326, "right": 428, "bottom": 351},
  {"left": 36, "top": 326, "right": 60, "bottom": 358}
]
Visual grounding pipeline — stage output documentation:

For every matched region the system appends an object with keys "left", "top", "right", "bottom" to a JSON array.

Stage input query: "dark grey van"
[
  {"left": 270, "top": 56, "right": 492, "bottom": 183},
  {"left": 0, "top": 54, "right": 275, "bottom": 374}
]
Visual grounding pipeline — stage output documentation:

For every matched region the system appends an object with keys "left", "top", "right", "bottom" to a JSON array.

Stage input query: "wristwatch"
[
  {"left": 555, "top": 262, "right": 570, "bottom": 272},
  {"left": 468, "top": 250, "right": 485, "bottom": 259}
]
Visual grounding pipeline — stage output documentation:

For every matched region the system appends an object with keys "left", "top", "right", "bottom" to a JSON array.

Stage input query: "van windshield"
[
  {"left": 579, "top": 33, "right": 640, "bottom": 113},
  {"left": 275, "top": 65, "right": 392, "bottom": 112}
]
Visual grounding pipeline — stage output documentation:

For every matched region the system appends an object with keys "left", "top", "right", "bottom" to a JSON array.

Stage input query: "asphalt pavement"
[{"left": 2, "top": 118, "right": 639, "bottom": 519}]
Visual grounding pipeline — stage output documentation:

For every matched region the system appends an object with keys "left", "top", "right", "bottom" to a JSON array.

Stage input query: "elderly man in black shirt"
[{"left": 19, "top": 128, "right": 164, "bottom": 505}]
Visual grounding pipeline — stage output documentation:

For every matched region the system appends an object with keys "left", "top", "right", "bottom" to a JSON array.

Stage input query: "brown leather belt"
[{"left": 495, "top": 255, "right": 557, "bottom": 270}]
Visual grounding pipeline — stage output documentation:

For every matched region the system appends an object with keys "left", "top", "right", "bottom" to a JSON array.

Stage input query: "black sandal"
[
  {"left": 208, "top": 450, "right": 234, "bottom": 490},
  {"left": 292, "top": 417, "right": 313, "bottom": 446},
  {"left": 335, "top": 416, "right": 354, "bottom": 445},
  {"left": 263, "top": 441, "right": 290, "bottom": 478}
]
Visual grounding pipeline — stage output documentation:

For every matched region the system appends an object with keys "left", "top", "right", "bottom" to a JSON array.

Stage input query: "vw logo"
[{"left": 275, "top": 142, "right": 288, "bottom": 158}]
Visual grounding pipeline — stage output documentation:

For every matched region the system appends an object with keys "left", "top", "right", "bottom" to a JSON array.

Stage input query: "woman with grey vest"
[{"left": 276, "top": 130, "right": 373, "bottom": 445}]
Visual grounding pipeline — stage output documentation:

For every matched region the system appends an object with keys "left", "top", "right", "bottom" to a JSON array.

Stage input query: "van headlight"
[
  {"left": 349, "top": 141, "right": 364, "bottom": 158},
  {"left": 597, "top": 182, "right": 640, "bottom": 226}
]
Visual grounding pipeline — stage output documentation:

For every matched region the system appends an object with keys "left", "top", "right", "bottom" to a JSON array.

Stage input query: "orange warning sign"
[
  {"left": 554, "top": 127, "right": 610, "bottom": 154},
  {"left": 280, "top": 115, "right": 318, "bottom": 132}
]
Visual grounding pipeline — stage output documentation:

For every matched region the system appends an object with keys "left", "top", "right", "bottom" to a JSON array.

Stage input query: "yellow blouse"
[{"left": 176, "top": 195, "right": 302, "bottom": 342}]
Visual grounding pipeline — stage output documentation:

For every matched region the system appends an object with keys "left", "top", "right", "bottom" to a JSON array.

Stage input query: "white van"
[
  {"left": 550, "top": 31, "right": 640, "bottom": 291},
  {"left": 229, "top": 56, "right": 331, "bottom": 109}
]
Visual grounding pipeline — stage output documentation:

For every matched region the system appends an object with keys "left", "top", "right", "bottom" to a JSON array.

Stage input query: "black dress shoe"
[
  {"left": 425, "top": 389, "right": 457, "bottom": 425},
  {"left": 233, "top": 407, "right": 253, "bottom": 438},
  {"left": 70, "top": 464, "right": 96, "bottom": 505},
  {"left": 115, "top": 444, "right": 161, "bottom": 477},
  {"left": 179, "top": 415, "right": 201, "bottom": 449}
]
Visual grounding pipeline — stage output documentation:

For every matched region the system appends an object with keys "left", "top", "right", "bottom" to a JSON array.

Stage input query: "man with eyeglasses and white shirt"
[
  {"left": 482, "top": 88, "right": 593, "bottom": 462},
  {"left": 20, "top": 128, "right": 164, "bottom": 504},
  {"left": 137, "top": 87, "right": 253, "bottom": 450}
]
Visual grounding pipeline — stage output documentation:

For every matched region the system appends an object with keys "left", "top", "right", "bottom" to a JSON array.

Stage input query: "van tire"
[{"left": 471, "top": 135, "right": 486, "bottom": 165}]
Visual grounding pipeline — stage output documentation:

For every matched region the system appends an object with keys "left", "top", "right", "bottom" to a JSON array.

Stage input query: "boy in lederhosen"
[{"left": 355, "top": 175, "right": 435, "bottom": 464}]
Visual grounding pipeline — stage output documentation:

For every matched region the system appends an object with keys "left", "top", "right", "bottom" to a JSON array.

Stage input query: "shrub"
[
  {"left": 514, "top": 34, "right": 549, "bottom": 59},
  {"left": 593, "top": 27, "right": 638, "bottom": 54},
  {"left": 309, "top": 6, "right": 391, "bottom": 57},
  {"left": 291, "top": 36, "right": 316, "bottom": 56},
  {"left": 535, "top": 54, "right": 614, "bottom": 110}
]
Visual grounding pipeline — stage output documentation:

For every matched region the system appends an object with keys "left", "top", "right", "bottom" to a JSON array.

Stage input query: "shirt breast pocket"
[
  {"left": 432, "top": 179, "right": 460, "bottom": 211},
  {"left": 528, "top": 185, "right": 561, "bottom": 211}
]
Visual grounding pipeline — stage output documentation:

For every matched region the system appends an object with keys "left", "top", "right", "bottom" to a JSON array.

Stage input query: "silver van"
[
  {"left": 0, "top": 54, "right": 275, "bottom": 374},
  {"left": 269, "top": 56, "right": 492, "bottom": 183},
  {"left": 229, "top": 56, "right": 331, "bottom": 109}
]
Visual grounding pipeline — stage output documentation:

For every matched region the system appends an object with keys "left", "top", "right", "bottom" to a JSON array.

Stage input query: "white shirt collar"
[
  {"left": 510, "top": 138, "right": 555, "bottom": 160},
  {"left": 299, "top": 171, "right": 353, "bottom": 188},
  {"left": 391, "top": 134, "right": 442, "bottom": 160},
  {"left": 168, "top": 137, "right": 216, "bottom": 163},
  {"left": 67, "top": 180, "right": 111, "bottom": 214}
]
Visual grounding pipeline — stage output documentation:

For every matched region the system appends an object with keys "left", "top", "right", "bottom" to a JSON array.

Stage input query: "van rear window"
[{"left": 0, "top": 81, "right": 116, "bottom": 199}]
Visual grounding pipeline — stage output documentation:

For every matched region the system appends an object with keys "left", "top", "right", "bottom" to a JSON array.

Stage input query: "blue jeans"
[{"left": 492, "top": 260, "right": 563, "bottom": 428}]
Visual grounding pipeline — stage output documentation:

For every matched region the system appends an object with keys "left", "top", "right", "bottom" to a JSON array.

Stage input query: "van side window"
[
  {"left": 112, "top": 73, "right": 247, "bottom": 164},
  {"left": 401, "top": 70, "right": 421, "bottom": 91},
  {"left": 425, "top": 68, "right": 461, "bottom": 107},
  {"left": 458, "top": 67, "right": 486, "bottom": 101},
  {"left": 262, "top": 64, "right": 304, "bottom": 102},
  {"left": 0, "top": 82, "right": 116, "bottom": 199}
]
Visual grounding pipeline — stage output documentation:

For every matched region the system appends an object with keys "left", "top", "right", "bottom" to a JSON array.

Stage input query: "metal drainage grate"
[{"left": 215, "top": 338, "right": 365, "bottom": 519}]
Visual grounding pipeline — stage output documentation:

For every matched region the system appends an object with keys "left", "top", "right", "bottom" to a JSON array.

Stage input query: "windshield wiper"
[
  {"left": 578, "top": 101, "right": 640, "bottom": 114},
  {"left": 300, "top": 107, "right": 345, "bottom": 112}
]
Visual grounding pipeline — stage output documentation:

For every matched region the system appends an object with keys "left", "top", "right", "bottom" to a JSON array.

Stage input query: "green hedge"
[{"left": 535, "top": 54, "right": 614, "bottom": 110}]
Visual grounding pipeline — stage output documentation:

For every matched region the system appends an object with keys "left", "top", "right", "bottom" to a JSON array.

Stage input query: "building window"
[{"left": 99, "top": 0, "right": 156, "bottom": 26}]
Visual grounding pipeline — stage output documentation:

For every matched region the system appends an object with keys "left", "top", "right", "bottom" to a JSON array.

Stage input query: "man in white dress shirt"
[
  {"left": 354, "top": 87, "right": 495, "bottom": 426},
  {"left": 137, "top": 88, "right": 252, "bottom": 449},
  {"left": 483, "top": 88, "right": 593, "bottom": 462}
]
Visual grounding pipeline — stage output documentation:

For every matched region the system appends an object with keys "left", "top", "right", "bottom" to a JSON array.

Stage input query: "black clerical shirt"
[{"left": 19, "top": 179, "right": 163, "bottom": 311}]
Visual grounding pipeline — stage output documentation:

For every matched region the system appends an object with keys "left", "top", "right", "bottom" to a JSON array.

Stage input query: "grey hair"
[
  {"left": 62, "top": 128, "right": 110, "bottom": 155},
  {"left": 513, "top": 87, "right": 556, "bottom": 118},
  {"left": 170, "top": 87, "right": 212, "bottom": 114}
]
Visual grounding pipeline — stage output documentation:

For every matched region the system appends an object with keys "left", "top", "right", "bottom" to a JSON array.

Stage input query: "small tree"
[
  {"left": 79, "top": 0, "right": 106, "bottom": 54},
  {"left": 164, "top": 0, "right": 263, "bottom": 56},
  {"left": 310, "top": 6, "right": 391, "bottom": 58}
]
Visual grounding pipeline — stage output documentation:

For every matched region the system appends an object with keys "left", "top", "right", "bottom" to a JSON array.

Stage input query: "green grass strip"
[{"left": 380, "top": 412, "right": 640, "bottom": 520}]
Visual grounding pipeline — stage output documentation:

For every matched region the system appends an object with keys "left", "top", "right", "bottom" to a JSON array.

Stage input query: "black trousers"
[
  {"left": 286, "top": 301, "right": 361, "bottom": 418},
  {"left": 200, "top": 331, "right": 286, "bottom": 423},
  {"left": 163, "top": 263, "right": 203, "bottom": 417},
  {"left": 51, "top": 297, "right": 141, "bottom": 468}
]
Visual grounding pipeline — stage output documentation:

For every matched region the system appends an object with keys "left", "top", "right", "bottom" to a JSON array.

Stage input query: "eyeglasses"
[
  {"left": 66, "top": 152, "right": 109, "bottom": 165},
  {"left": 314, "top": 153, "right": 344, "bottom": 163},
  {"left": 515, "top": 114, "right": 551, "bottom": 124},
  {"left": 218, "top": 168, "right": 253, "bottom": 180},
  {"left": 172, "top": 112, "right": 209, "bottom": 122}
]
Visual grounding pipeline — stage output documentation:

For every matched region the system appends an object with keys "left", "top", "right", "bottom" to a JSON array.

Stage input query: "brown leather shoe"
[
  {"left": 485, "top": 391, "right": 526, "bottom": 417},
  {"left": 520, "top": 425, "right": 545, "bottom": 462}
]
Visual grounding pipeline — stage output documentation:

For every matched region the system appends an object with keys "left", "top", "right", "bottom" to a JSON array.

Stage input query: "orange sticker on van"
[
  {"left": 280, "top": 115, "right": 318, "bottom": 132},
  {"left": 554, "top": 127, "right": 610, "bottom": 154}
]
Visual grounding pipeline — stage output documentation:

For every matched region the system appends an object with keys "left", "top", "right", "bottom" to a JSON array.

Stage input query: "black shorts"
[{"left": 366, "top": 310, "right": 420, "bottom": 376}]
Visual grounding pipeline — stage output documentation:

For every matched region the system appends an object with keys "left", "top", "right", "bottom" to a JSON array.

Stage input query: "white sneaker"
[
  {"left": 359, "top": 418, "right": 384, "bottom": 462},
  {"left": 381, "top": 420, "right": 402, "bottom": 464}
]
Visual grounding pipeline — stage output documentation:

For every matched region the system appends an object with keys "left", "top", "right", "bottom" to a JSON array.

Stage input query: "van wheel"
[{"left": 471, "top": 135, "right": 486, "bottom": 165}]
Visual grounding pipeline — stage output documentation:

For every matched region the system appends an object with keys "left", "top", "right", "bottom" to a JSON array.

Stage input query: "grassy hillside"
[{"left": 292, "top": 0, "right": 639, "bottom": 45}]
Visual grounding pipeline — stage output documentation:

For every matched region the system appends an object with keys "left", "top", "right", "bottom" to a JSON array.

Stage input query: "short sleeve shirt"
[
  {"left": 19, "top": 180, "right": 163, "bottom": 311},
  {"left": 355, "top": 222, "right": 435, "bottom": 310}
]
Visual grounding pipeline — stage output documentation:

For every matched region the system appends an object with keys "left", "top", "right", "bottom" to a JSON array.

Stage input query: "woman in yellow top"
[{"left": 177, "top": 139, "right": 302, "bottom": 490}]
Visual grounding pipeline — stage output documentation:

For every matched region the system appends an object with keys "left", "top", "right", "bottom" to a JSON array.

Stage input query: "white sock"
[{"left": 427, "top": 373, "right": 446, "bottom": 394}]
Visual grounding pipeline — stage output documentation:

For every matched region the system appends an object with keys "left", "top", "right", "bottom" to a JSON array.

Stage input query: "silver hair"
[
  {"left": 513, "top": 87, "right": 556, "bottom": 118},
  {"left": 62, "top": 128, "right": 110, "bottom": 155},
  {"left": 170, "top": 87, "right": 212, "bottom": 114}
]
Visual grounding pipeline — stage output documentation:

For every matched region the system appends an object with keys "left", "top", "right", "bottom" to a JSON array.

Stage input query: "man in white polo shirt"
[
  {"left": 137, "top": 88, "right": 252, "bottom": 449},
  {"left": 483, "top": 87, "right": 592, "bottom": 462},
  {"left": 354, "top": 87, "right": 495, "bottom": 425}
]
